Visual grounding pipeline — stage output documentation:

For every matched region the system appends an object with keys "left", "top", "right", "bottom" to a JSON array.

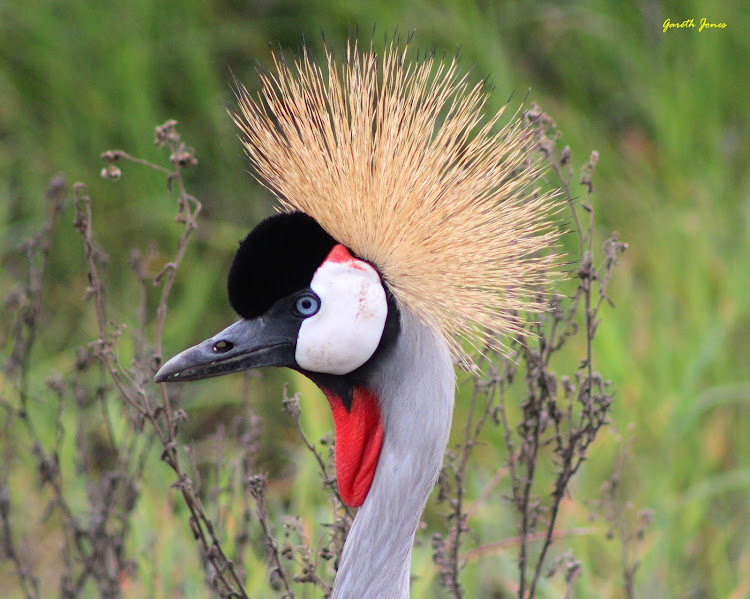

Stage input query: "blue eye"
[{"left": 295, "top": 293, "right": 320, "bottom": 317}]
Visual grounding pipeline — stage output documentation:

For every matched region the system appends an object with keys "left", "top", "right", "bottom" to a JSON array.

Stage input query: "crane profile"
[{"left": 156, "top": 41, "right": 559, "bottom": 598}]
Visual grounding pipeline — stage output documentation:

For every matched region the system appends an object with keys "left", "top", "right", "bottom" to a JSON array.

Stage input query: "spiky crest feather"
[{"left": 232, "top": 40, "right": 560, "bottom": 362}]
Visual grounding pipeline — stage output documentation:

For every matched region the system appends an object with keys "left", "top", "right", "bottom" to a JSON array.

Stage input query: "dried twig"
[{"left": 434, "top": 105, "right": 628, "bottom": 599}]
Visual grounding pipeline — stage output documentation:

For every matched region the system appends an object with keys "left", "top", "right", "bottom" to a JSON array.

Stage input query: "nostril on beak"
[{"left": 212, "top": 340, "right": 234, "bottom": 353}]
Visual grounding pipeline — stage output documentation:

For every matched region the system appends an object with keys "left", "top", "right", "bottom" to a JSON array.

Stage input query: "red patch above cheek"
[
  {"left": 323, "top": 244, "right": 369, "bottom": 270},
  {"left": 322, "top": 386, "right": 384, "bottom": 507}
]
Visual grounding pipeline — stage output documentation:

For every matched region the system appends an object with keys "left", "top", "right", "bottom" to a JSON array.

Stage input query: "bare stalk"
[{"left": 433, "top": 106, "right": 628, "bottom": 599}]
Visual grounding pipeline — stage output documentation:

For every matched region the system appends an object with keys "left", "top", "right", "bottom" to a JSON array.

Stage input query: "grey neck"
[{"left": 331, "top": 309, "right": 455, "bottom": 599}]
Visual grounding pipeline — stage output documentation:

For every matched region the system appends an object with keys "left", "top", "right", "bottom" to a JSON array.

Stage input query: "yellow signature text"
[{"left": 663, "top": 18, "right": 727, "bottom": 32}]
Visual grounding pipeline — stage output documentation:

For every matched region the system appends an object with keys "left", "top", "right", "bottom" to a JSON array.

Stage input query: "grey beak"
[{"left": 155, "top": 317, "right": 297, "bottom": 383}]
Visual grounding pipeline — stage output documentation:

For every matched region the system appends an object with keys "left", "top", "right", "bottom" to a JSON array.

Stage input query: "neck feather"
[{"left": 331, "top": 309, "right": 455, "bottom": 599}]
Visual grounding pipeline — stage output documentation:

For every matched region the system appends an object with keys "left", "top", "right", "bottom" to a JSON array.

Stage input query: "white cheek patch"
[{"left": 296, "top": 247, "right": 387, "bottom": 375}]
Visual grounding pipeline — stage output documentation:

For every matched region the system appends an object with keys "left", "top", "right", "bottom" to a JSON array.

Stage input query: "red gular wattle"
[{"left": 321, "top": 386, "right": 384, "bottom": 507}]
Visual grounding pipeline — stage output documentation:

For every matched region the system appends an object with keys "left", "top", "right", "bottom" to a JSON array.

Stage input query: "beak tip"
[{"left": 154, "top": 355, "right": 184, "bottom": 384}]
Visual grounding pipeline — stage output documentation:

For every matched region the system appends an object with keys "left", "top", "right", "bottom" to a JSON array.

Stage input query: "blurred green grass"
[{"left": 1, "top": 0, "right": 749, "bottom": 597}]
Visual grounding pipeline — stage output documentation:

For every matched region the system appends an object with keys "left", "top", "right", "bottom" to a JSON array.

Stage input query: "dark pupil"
[{"left": 300, "top": 299, "right": 312, "bottom": 310}]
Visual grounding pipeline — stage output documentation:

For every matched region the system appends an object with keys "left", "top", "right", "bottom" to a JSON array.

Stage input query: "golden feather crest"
[{"left": 232, "top": 41, "right": 560, "bottom": 361}]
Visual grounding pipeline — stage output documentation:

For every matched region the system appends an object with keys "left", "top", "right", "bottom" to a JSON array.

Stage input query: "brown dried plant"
[
  {"left": 1, "top": 105, "right": 634, "bottom": 599},
  {"left": 432, "top": 106, "right": 629, "bottom": 599}
]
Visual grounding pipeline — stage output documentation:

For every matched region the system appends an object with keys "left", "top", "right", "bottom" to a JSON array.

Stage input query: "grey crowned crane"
[{"left": 156, "top": 42, "right": 559, "bottom": 598}]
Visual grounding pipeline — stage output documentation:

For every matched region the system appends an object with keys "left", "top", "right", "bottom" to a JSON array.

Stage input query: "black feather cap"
[{"left": 227, "top": 212, "right": 338, "bottom": 319}]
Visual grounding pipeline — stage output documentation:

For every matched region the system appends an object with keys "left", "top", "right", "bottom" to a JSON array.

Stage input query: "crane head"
[
  {"left": 154, "top": 211, "right": 394, "bottom": 383},
  {"left": 154, "top": 41, "right": 562, "bottom": 514}
]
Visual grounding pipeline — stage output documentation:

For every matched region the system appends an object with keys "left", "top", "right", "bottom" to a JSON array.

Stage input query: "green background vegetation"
[{"left": 1, "top": 0, "right": 749, "bottom": 597}]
